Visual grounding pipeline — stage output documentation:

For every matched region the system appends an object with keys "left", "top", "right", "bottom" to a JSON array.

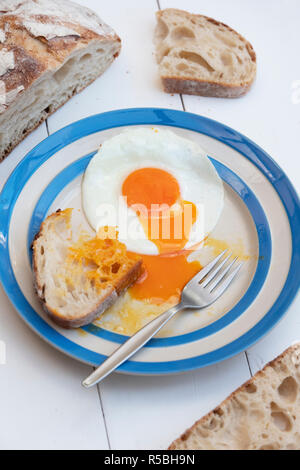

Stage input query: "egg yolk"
[
  {"left": 122, "top": 167, "right": 197, "bottom": 254},
  {"left": 122, "top": 167, "right": 180, "bottom": 211},
  {"left": 122, "top": 167, "right": 201, "bottom": 304}
]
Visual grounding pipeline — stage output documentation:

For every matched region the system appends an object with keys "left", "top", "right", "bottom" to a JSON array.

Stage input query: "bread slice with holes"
[
  {"left": 0, "top": 0, "right": 121, "bottom": 162},
  {"left": 32, "top": 209, "right": 143, "bottom": 329},
  {"left": 169, "top": 343, "right": 300, "bottom": 450},
  {"left": 155, "top": 9, "right": 256, "bottom": 98}
]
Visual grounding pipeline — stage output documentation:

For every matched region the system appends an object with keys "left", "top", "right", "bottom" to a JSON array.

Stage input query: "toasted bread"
[
  {"left": 32, "top": 209, "right": 143, "bottom": 328},
  {"left": 169, "top": 343, "right": 300, "bottom": 450}
]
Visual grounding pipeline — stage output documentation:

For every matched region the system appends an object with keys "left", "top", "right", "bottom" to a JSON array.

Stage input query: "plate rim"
[{"left": 0, "top": 107, "right": 299, "bottom": 374}]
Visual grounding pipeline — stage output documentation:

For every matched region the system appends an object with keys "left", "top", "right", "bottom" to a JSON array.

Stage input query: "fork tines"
[{"left": 192, "top": 249, "right": 243, "bottom": 296}]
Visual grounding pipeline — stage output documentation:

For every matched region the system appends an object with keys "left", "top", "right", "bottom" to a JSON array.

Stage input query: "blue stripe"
[{"left": 0, "top": 108, "right": 299, "bottom": 374}]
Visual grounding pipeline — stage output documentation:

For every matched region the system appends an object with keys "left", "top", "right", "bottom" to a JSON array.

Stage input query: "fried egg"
[
  {"left": 82, "top": 127, "right": 224, "bottom": 254},
  {"left": 82, "top": 127, "right": 224, "bottom": 304}
]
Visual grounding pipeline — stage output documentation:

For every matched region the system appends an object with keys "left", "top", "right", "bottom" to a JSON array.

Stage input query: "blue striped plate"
[{"left": 0, "top": 108, "right": 299, "bottom": 374}]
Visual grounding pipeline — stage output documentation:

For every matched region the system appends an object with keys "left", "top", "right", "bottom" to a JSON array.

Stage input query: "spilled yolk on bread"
[{"left": 66, "top": 233, "right": 142, "bottom": 294}]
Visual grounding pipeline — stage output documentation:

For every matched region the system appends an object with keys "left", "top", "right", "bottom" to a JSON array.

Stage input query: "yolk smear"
[
  {"left": 205, "top": 237, "right": 251, "bottom": 261},
  {"left": 129, "top": 253, "right": 201, "bottom": 304},
  {"left": 138, "top": 200, "right": 197, "bottom": 254}
]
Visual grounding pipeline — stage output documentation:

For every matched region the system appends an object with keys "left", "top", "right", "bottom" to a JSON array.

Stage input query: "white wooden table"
[{"left": 0, "top": 0, "right": 299, "bottom": 450}]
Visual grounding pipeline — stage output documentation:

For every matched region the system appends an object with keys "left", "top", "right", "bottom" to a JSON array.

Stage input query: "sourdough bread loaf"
[
  {"left": 155, "top": 9, "right": 256, "bottom": 98},
  {"left": 0, "top": 0, "right": 121, "bottom": 161}
]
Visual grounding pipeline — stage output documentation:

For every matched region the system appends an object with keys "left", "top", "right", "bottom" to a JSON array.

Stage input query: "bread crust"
[
  {"left": 38, "top": 259, "right": 143, "bottom": 329},
  {"left": 32, "top": 209, "right": 143, "bottom": 329},
  {"left": 169, "top": 343, "right": 300, "bottom": 450},
  {"left": 156, "top": 9, "right": 256, "bottom": 98},
  {"left": 0, "top": 0, "right": 121, "bottom": 161},
  {"left": 162, "top": 76, "right": 252, "bottom": 98}
]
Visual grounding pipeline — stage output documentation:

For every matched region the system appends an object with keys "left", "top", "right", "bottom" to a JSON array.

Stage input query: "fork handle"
[{"left": 82, "top": 302, "right": 184, "bottom": 388}]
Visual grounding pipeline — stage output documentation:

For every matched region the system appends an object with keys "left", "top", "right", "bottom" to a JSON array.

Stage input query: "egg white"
[{"left": 82, "top": 127, "right": 224, "bottom": 255}]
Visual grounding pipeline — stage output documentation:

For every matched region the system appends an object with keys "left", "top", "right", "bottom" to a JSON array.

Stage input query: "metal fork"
[{"left": 82, "top": 250, "right": 243, "bottom": 388}]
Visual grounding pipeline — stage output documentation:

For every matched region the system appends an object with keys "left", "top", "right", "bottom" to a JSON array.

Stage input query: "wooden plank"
[
  {"left": 100, "top": 354, "right": 250, "bottom": 450},
  {"left": 76, "top": 0, "right": 250, "bottom": 450},
  {"left": 160, "top": 0, "right": 300, "bottom": 374},
  {"left": 0, "top": 124, "right": 109, "bottom": 450},
  {"left": 246, "top": 300, "right": 300, "bottom": 375},
  {"left": 3, "top": 0, "right": 291, "bottom": 449}
]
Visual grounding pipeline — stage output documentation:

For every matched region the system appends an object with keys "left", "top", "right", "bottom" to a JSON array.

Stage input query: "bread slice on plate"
[
  {"left": 155, "top": 9, "right": 256, "bottom": 98},
  {"left": 169, "top": 343, "right": 300, "bottom": 450},
  {"left": 32, "top": 209, "right": 143, "bottom": 329},
  {"left": 0, "top": 0, "right": 121, "bottom": 162}
]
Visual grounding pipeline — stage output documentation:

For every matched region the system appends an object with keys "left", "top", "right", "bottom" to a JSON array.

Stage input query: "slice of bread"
[
  {"left": 32, "top": 209, "right": 143, "bottom": 329},
  {"left": 169, "top": 344, "right": 300, "bottom": 450},
  {"left": 155, "top": 9, "right": 256, "bottom": 98}
]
